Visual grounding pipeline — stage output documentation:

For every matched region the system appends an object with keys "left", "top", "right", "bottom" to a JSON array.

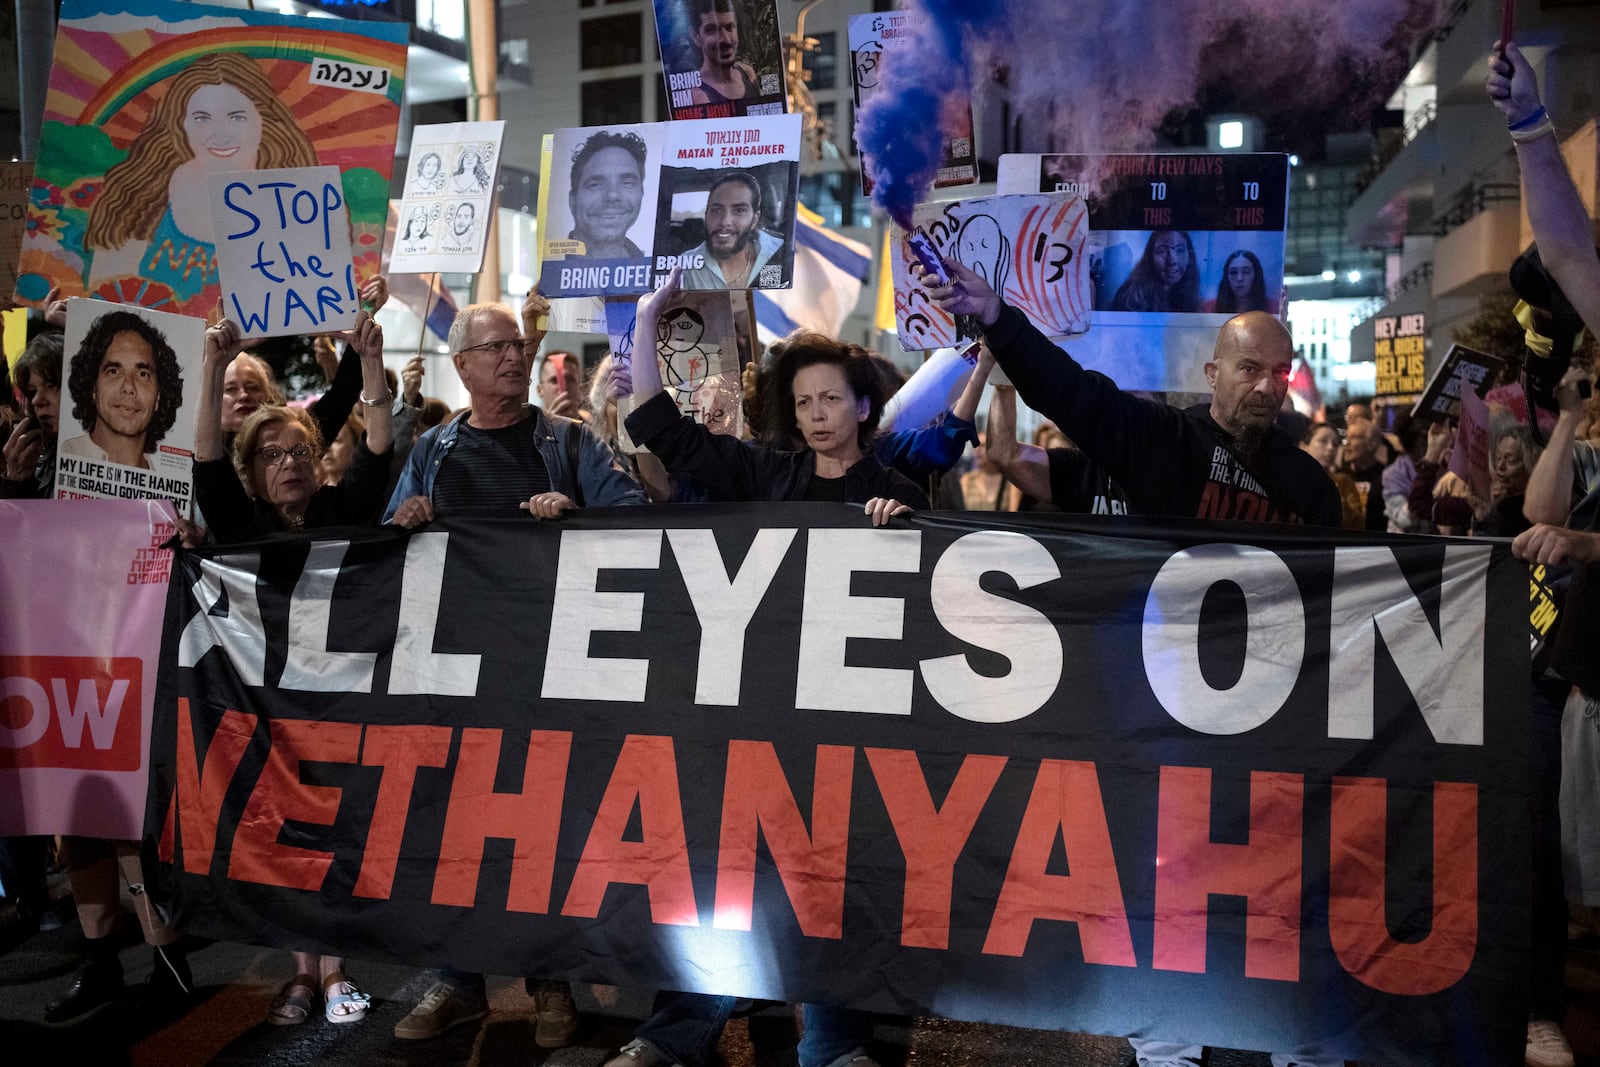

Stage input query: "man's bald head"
[{"left": 1206, "top": 311, "right": 1293, "bottom": 442}]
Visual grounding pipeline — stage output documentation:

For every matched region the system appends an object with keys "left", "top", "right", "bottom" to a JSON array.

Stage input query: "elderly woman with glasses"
[
  {"left": 188, "top": 312, "right": 394, "bottom": 1024},
  {"left": 194, "top": 313, "right": 395, "bottom": 543}
]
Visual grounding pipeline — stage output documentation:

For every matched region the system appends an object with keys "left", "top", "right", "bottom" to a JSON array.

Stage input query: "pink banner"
[{"left": 0, "top": 499, "right": 175, "bottom": 838}]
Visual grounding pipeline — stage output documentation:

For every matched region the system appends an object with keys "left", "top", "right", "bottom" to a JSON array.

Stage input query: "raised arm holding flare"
[{"left": 917, "top": 259, "right": 1340, "bottom": 526}]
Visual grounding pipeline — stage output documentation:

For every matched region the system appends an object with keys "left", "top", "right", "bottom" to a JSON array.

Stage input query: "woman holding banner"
[
  {"left": 606, "top": 267, "right": 915, "bottom": 1067},
  {"left": 189, "top": 312, "right": 393, "bottom": 1025},
  {"left": 85, "top": 52, "right": 319, "bottom": 306}
]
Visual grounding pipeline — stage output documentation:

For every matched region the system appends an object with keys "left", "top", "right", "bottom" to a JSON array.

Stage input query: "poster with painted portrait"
[
  {"left": 53, "top": 297, "right": 203, "bottom": 514},
  {"left": 607, "top": 291, "right": 744, "bottom": 453},
  {"left": 18, "top": 0, "right": 408, "bottom": 320},
  {"left": 654, "top": 0, "right": 786, "bottom": 121}
]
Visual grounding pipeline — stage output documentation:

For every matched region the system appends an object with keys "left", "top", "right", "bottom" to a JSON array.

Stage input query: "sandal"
[
  {"left": 322, "top": 970, "right": 371, "bottom": 1024},
  {"left": 267, "top": 974, "right": 316, "bottom": 1026}
]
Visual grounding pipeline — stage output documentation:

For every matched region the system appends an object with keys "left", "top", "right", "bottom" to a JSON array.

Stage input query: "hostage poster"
[
  {"left": 53, "top": 297, "right": 203, "bottom": 512},
  {"left": 653, "top": 0, "right": 786, "bottom": 121},
  {"left": 18, "top": 0, "right": 407, "bottom": 320},
  {"left": 391, "top": 120, "right": 506, "bottom": 275},
  {"left": 538, "top": 114, "right": 801, "bottom": 298},
  {"left": 997, "top": 153, "right": 1290, "bottom": 391}
]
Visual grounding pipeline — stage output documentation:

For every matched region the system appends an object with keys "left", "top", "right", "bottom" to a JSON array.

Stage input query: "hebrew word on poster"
[
  {"left": 53, "top": 297, "right": 203, "bottom": 513},
  {"left": 891, "top": 193, "right": 1091, "bottom": 352},
  {"left": 848, "top": 11, "right": 976, "bottom": 196},
  {"left": 391, "top": 120, "right": 506, "bottom": 275},
  {"left": 19, "top": 0, "right": 407, "bottom": 320},
  {"left": 654, "top": 0, "right": 786, "bottom": 121},
  {"left": 538, "top": 114, "right": 801, "bottom": 298},
  {"left": 0, "top": 162, "right": 33, "bottom": 302}
]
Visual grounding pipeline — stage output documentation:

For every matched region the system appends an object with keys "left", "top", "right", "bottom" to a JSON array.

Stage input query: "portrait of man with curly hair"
[{"left": 60, "top": 309, "right": 185, "bottom": 470}]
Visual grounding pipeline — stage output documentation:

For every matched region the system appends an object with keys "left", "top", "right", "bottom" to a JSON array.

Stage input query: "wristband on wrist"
[
  {"left": 360, "top": 388, "right": 395, "bottom": 406},
  {"left": 1511, "top": 118, "right": 1555, "bottom": 143},
  {"left": 1508, "top": 105, "right": 1548, "bottom": 131}
]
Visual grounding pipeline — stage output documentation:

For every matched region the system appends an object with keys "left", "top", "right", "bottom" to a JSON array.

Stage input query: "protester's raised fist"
[
  {"left": 522, "top": 284, "right": 552, "bottom": 335},
  {"left": 401, "top": 354, "right": 425, "bottom": 402},
  {"left": 360, "top": 275, "right": 389, "bottom": 313},
  {"left": 1486, "top": 42, "right": 1541, "bottom": 125},
  {"left": 204, "top": 318, "right": 245, "bottom": 366}
]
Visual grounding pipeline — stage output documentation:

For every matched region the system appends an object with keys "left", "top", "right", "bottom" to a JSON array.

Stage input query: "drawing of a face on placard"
[
  {"left": 19, "top": 0, "right": 407, "bottom": 317},
  {"left": 437, "top": 200, "right": 483, "bottom": 254},
  {"left": 410, "top": 150, "right": 446, "bottom": 196},
  {"left": 398, "top": 203, "right": 439, "bottom": 254},
  {"left": 451, "top": 143, "right": 494, "bottom": 195}
]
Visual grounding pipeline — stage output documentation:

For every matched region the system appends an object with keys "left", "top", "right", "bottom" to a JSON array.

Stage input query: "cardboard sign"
[
  {"left": 891, "top": 193, "right": 1091, "bottom": 352},
  {"left": 210, "top": 166, "right": 357, "bottom": 338},
  {"left": 18, "top": 0, "right": 406, "bottom": 319},
  {"left": 608, "top": 291, "right": 745, "bottom": 452},
  {"left": 538, "top": 114, "right": 801, "bottom": 298},
  {"left": 654, "top": 0, "right": 786, "bottom": 121},
  {"left": 1409, "top": 343, "right": 1504, "bottom": 423},
  {"left": 0, "top": 161, "right": 32, "bottom": 302},
  {"left": 391, "top": 120, "right": 505, "bottom": 274},
  {"left": 849, "top": 12, "right": 976, "bottom": 196},
  {"left": 53, "top": 298, "right": 203, "bottom": 512}
]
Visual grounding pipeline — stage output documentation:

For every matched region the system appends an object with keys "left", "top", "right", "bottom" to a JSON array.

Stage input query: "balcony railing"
[
  {"left": 1431, "top": 180, "right": 1520, "bottom": 237},
  {"left": 1352, "top": 261, "right": 1434, "bottom": 327}
]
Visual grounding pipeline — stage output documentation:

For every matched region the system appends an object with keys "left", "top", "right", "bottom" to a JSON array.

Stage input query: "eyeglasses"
[
  {"left": 458, "top": 337, "right": 534, "bottom": 357},
  {"left": 255, "top": 445, "right": 314, "bottom": 466}
]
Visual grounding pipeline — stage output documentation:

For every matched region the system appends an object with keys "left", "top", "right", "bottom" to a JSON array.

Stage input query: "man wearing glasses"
[
  {"left": 383, "top": 300, "right": 643, "bottom": 1041},
  {"left": 385, "top": 300, "right": 643, "bottom": 527}
]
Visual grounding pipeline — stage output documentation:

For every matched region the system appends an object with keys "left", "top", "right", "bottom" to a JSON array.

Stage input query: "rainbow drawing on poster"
[{"left": 20, "top": 0, "right": 407, "bottom": 320}]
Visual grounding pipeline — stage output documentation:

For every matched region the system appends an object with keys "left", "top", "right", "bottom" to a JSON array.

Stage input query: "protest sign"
[
  {"left": 890, "top": 193, "right": 1091, "bottom": 352},
  {"left": 0, "top": 161, "right": 32, "bottom": 302},
  {"left": 0, "top": 499, "right": 174, "bottom": 839},
  {"left": 1409, "top": 343, "right": 1505, "bottom": 423},
  {"left": 391, "top": 121, "right": 505, "bottom": 275},
  {"left": 848, "top": 12, "right": 976, "bottom": 196},
  {"left": 1373, "top": 312, "right": 1427, "bottom": 400},
  {"left": 608, "top": 291, "right": 745, "bottom": 452},
  {"left": 538, "top": 114, "right": 801, "bottom": 298},
  {"left": 151, "top": 508, "right": 1526, "bottom": 1067},
  {"left": 18, "top": 0, "right": 406, "bottom": 319},
  {"left": 654, "top": 0, "right": 786, "bottom": 121},
  {"left": 53, "top": 298, "right": 202, "bottom": 512},
  {"left": 532, "top": 133, "right": 607, "bottom": 334},
  {"left": 996, "top": 153, "right": 1290, "bottom": 391},
  {"left": 210, "top": 165, "right": 357, "bottom": 338}
]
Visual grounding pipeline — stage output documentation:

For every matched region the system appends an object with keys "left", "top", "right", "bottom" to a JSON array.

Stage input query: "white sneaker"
[{"left": 1525, "top": 1019, "right": 1574, "bottom": 1067}]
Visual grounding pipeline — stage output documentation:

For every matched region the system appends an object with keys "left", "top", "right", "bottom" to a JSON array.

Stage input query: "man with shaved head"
[{"left": 924, "top": 261, "right": 1341, "bottom": 527}]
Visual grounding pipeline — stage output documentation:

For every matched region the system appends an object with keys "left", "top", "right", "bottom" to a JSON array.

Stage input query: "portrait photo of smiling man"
[
  {"left": 564, "top": 129, "right": 652, "bottom": 260},
  {"left": 59, "top": 307, "right": 186, "bottom": 471}
]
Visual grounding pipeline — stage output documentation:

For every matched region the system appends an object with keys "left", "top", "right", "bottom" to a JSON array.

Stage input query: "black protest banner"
[{"left": 146, "top": 506, "right": 1528, "bottom": 1065}]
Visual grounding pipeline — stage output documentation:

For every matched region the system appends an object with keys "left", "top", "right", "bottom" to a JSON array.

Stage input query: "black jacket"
[
  {"left": 983, "top": 304, "right": 1341, "bottom": 527},
  {"left": 625, "top": 392, "right": 929, "bottom": 508},
  {"left": 194, "top": 439, "right": 392, "bottom": 544}
]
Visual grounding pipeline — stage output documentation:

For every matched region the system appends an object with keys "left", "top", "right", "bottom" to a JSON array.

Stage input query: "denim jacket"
[{"left": 382, "top": 405, "right": 645, "bottom": 522}]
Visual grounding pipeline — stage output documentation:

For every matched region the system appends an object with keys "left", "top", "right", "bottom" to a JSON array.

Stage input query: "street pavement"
[{"left": 2, "top": 897, "right": 1597, "bottom": 1066}]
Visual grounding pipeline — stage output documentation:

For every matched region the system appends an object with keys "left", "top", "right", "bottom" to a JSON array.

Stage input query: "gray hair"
[{"left": 446, "top": 303, "right": 517, "bottom": 355}]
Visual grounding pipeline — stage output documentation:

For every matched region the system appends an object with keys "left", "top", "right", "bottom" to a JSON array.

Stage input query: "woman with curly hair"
[
  {"left": 86, "top": 52, "right": 319, "bottom": 299},
  {"left": 452, "top": 145, "right": 491, "bottom": 194},
  {"left": 59, "top": 309, "right": 184, "bottom": 469},
  {"left": 1111, "top": 228, "right": 1200, "bottom": 313}
]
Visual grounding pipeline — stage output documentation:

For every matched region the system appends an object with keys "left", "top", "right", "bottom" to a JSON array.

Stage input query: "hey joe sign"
[{"left": 210, "top": 166, "right": 358, "bottom": 338}]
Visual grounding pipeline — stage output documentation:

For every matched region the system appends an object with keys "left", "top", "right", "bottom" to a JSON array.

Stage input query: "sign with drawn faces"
[
  {"left": 390, "top": 121, "right": 505, "bottom": 274},
  {"left": 607, "top": 290, "right": 744, "bottom": 453}
]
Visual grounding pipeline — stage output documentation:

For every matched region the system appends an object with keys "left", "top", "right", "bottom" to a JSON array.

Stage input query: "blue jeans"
[{"left": 635, "top": 993, "right": 872, "bottom": 1067}]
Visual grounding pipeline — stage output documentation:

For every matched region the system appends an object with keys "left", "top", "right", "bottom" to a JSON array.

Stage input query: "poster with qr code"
[
  {"left": 654, "top": 0, "right": 787, "bottom": 121},
  {"left": 849, "top": 11, "right": 976, "bottom": 196},
  {"left": 539, "top": 113, "right": 800, "bottom": 297}
]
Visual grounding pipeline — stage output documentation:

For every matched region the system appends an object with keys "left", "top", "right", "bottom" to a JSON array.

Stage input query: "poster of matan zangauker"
[
  {"left": 54, "top": 298, "right": 203, "bottom": 515},
  {"left": 390, "top": 120, "right": 505, "bottom": 274},
  {"left": 538, "top": 113, "right": 800, "bottom": 298}
]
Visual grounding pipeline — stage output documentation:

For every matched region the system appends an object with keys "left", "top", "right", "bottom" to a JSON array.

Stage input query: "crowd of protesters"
[{"left": 1, "top": 40, "right": 1598, "bottom": 1067}]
